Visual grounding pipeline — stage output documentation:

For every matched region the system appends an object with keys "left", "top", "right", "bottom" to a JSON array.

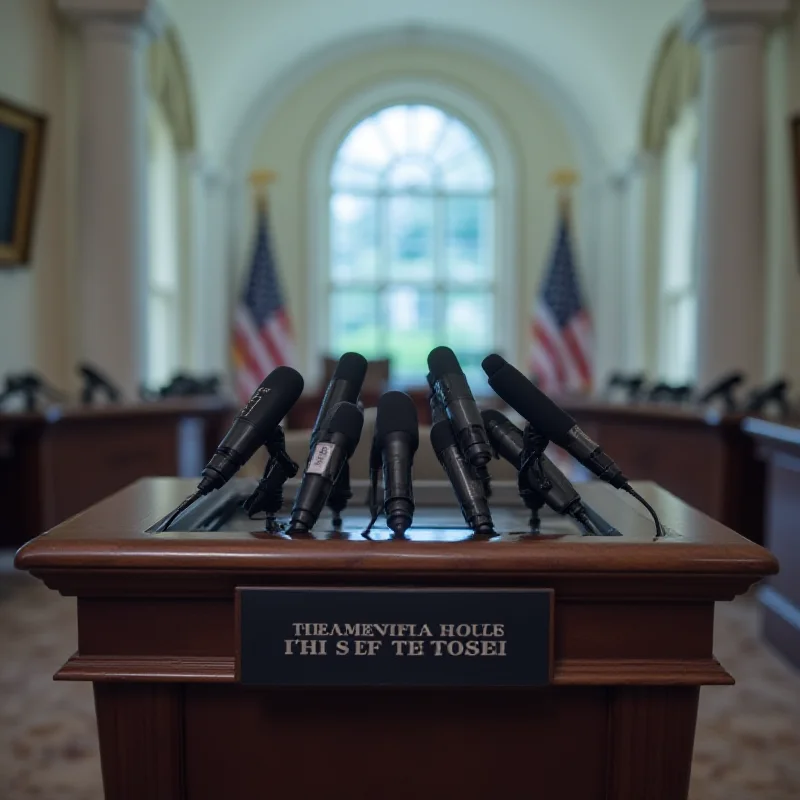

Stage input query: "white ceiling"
[{"left": 166, "top": 0, "right": 688, "bottom": 167}]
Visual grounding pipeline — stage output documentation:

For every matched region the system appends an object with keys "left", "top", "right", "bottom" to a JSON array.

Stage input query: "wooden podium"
[{"left": 14, "top": 478, "right": 777, "bottom": 800}]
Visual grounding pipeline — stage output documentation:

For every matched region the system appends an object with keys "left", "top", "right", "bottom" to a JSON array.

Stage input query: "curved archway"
[
  {"left": 149, "top": 26, "right": 197, "bottom": 152},
  {"left": 308, "top": 81, "right": 518, "bottom": 385},
  {"left": 640, "top": 26, "right": 700, "bottom": 154},
  {"left": 227, "top": 26, "right": 603, "bottom": 182}
]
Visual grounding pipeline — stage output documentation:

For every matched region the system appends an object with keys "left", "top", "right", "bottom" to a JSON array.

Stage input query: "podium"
[{"left": 14, "top": 478, "right": 777, "bottom": 800}]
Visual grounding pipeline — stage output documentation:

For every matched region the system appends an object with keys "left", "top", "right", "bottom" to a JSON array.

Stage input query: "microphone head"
[
  {"left": 430, "top": 418, "right": 457, "bottom": 455},
  {"left": 243, "top": 366, "right": 305, "bottom": 427},
  {"left": 481, "top": 353, "right": 505, "bottom": 379},
  {"left": 324, "top": 401, "right": 364, "bottom": 457},
  {"left": 482, "top": 356, "right": 575, "bottom": 444},
  {"left": 332, "top": 352, "right": 368, "bottom": 386},
  {"left": 427, "top": 346, "right": 463, "bottom": 378},
  {"left": 375, "top": 391, "right": 419, "bottom": 452}
]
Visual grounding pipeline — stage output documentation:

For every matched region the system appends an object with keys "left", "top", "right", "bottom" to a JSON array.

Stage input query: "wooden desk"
[
  {"left": 0, "top": 399, "right": 233, "bottom": 548},
  {"left": 743, "top": 417, "right": 800, "bottom": 669},
  {"left": 555, "top": 400, "right": 765, "bottom": 543},
  {"left": 15, "top": 478, "right": 776, "bottom": 800}
]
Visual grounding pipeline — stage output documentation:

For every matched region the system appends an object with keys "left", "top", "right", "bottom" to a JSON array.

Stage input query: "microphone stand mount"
[
  {"left": 242, "top": 427, "right": 299, "bottom": 532},
  {"left": 518, "top": 424, "right": 595, "bottom": 536}
]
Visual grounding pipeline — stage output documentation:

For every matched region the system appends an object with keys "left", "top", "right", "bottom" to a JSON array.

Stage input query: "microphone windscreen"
[
  {"left": 376, "top": 391, "right": 419, "bottom": 451},
  {"left": 429, "top": 419, "right": 456, "bottom": 455},
  {"left": 427, "top": 346, "right": 463, "bottom": 378},
  {"left": 332, "top": 352, "right": 368, "bottom": 386},
  {"left": 482, "top": 356, "right": 576, "bottom": 443},
  {"left": 325, "top": 401, "right": 364, "bottom": 456},
  {"left": 246, "top": 366, "right": 305, "bottom": 426},
  {"left": 481, "top": 353, "right": 505, "bottom": 378}
]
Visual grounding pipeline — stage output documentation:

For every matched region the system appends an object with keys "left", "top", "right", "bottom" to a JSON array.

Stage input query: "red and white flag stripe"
[{"left": 530, "top": 301, "right": 592, "bottom": 395}]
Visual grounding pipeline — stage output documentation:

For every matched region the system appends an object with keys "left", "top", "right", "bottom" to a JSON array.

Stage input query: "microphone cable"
[
  {"left": 155, "top": 489, "right": 204, "bottom": 533},
  {"left": 622, "top": 484, "right": 665, "bottom": 541}
]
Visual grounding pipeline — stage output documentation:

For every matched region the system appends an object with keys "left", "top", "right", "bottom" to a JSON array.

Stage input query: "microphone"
[
  {"left": 312, "top": 353, "right": 368, "bottom": 525},
  {"left": 427, "top": 347, "right": 493, "bottom": 471},
  {"left": 155, "top": 366, "right": 304, "bottom": 532},
  {"left": 371, "top": 391, "right": 419, "bottom": 536},
  {"left": 430, "top": 419, "right": 495, "bottom": 537},
  {"left": 311, "top": 353, "right": 368, "bottom": 448},
  {"left": 198, "top": 366, "right": 305, "bottom": 494},
  {"left": 482, "top": 409, "right": 619, "bottom": 535},
  {"left": 288, "top": 401, "right": 364, "bottom": 534},
  {"left": 697, "top": 371, "right": 745, "bottom": 413},
  {"left": 482, "top": 354, "right": 628, "bottom": 489},
  {"left": 482, "top": 355, "right": 665, "bottom": 539}
]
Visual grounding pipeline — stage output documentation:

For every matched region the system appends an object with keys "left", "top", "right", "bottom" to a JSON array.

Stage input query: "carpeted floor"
[{"left": 1, "top": 573, "right": 799, "bottom": 799}]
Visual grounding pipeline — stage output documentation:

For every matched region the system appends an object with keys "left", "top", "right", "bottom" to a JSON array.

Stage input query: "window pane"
[
  {"left": 380, "top": 287, "right": 435, "bottom": 385},
  {"left": 662, "top": 295, "right": 696, "bottom": 384},
  {"left": 388, "top": 196, "right": 435, "bottom": 281},
  {"left": 330, "top": 194, "right": 377, "bottom": 281},
  {"left": 445, "top": 197, "right": 491, "bottom": 281},
  {"left": 331, "top": 159, "right": 380, "bottom": 191},
  {"left": 444, "top": 292, "right": 493, "bottom": 351},
  {"left": 375, "top": 106, "right": 411, "bottom": 155},
  {"left": 441, "top": 149, "right": 493, "bottom": 192},
  {"left": 147, "top": 294, "right": 177, "bottom": 388},
  {"left": 434, "top": 119, "right": 478, "bottom": 166},
  {"left": 329, "top": 290, "right": 379, "bottom": 358},
  {"left": 385, "top": 158, "right": 434, "bottom": 190},
  {"left": 339, "top": 120, "right": 392, "bottom": 171},
  {"left": 409, "top": 105, "right": 447, "bottom": 153}
]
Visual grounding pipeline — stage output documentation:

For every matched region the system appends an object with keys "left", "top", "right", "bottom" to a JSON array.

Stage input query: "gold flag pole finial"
[
  {"left": 250, "top": 170, "right": 278, "bottom": 211},
  {"left": 550, "top": 169, "right": 579, "bottom": 216}
]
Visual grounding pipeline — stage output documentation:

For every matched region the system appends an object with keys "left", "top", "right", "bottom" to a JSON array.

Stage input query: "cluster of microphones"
[
  {"left": 607, "top": 370, "right": 792, "bottom": 417},
  {"left": 158, "top": 347, "right": 664, "bottom": 540}
]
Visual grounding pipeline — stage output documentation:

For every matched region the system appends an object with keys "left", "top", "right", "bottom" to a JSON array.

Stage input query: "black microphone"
[
  {"left": 156, "top": 366, "right": 305, "bottom": 532},
  {"left": 371, "top": 391, "right": 419, "bottom": 536},
  {"left": 698, "top": 371, "right": 745, "bottom": 413},
  {"left": 427, "top": 347, "right": 492, "bottom": 471},
  {"left": 311, "top": 353, "right": 368, "bottom": 448},
  {"left": 198, "top": 366, "right": 305, "bottom": 494},
  {"left": 313, "top": 353, "right": 368, "bottom": 525},
  {"left": 288, "top": 402, "right": 364, "bottom": 534},
  {"left": 482, "top": 354, "right": 628, "bottom": 489},
  {"left": 430, "top": 419, "right": 494, "bottom": 537},
  {"left": 482, "top": 409, "right": 619, "bottom": 535}
]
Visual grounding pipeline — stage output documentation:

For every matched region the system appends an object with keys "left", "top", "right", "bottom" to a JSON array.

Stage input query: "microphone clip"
[
  {"left": 242, "top": 426, "right": 299, "bottom": 531},
  {"left": 517, "top": 425, "right": 551, "bottom": 535}
]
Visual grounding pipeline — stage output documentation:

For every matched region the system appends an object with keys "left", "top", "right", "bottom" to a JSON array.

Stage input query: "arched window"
[
  {"left": 146, "top": 104, "right": 180, "bottom": 388},
  {"left": 658, "top": 104, "right": 698, "bottom": 384},
  {"left": 327, "top": 104, "right": 496, "bottom": 388}
]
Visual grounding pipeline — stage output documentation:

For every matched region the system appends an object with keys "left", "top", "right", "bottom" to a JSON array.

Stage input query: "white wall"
[
  {"left": 0, "top": 0, "right": 77, "bottom": 390},
  {"left": 241, "top": 43, "right": 579, "bottom": 388}
]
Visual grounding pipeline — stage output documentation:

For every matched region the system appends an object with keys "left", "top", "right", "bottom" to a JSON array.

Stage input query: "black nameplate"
[{"left": 236, "top": 588, "right": 553, "bottom": 687}]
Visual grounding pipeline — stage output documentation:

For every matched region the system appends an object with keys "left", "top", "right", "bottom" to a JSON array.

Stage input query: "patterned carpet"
[{"left": 1, "top": 573, "right": 799, "bottom": 800}]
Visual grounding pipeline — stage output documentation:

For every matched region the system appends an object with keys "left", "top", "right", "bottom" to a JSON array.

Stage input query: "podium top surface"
[{"left": 14, "top": 479, "right": 777, "bottom": 598}]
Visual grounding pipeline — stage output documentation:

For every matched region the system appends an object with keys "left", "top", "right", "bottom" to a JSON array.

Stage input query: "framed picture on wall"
[{"left": 0, "top": 96, "right": 46, "bottom": 267}]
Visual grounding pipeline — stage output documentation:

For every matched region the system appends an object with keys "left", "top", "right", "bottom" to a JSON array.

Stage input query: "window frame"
[{"left": 308, "top": 79, "right": 518, "bottom": 390}]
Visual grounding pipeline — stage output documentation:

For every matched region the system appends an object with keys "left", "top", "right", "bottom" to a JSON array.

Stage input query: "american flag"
[
  {"left": 530, "top": 205, "right": 593, "bottom": 394},
  {"left": 232, "top": 201, "right": 294, "bottom": 403}
]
